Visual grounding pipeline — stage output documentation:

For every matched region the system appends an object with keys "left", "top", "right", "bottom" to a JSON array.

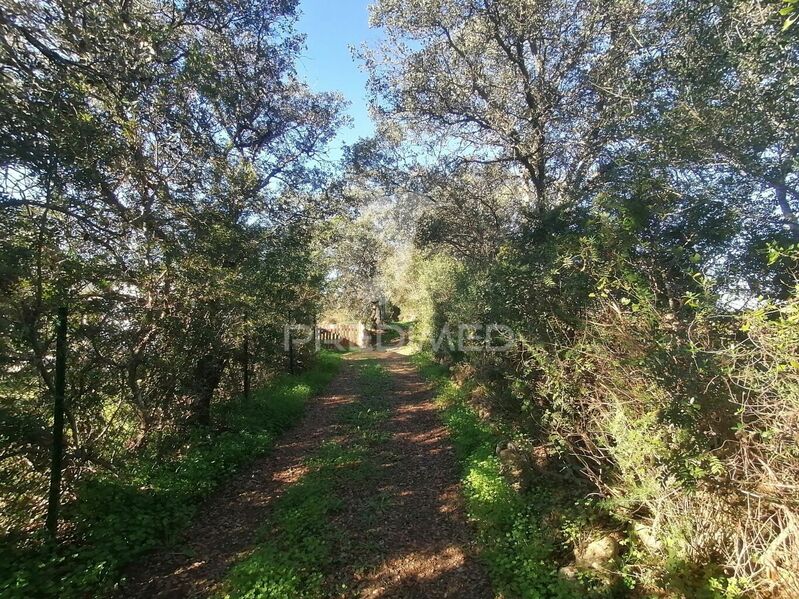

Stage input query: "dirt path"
[{"left": 122, "top": 350, "right": 492, "bottom": 598}]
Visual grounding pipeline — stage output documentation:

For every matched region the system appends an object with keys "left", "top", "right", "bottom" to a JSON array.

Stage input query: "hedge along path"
[{"left": 122, "top": 350, "right": 491, "bottom": 598}]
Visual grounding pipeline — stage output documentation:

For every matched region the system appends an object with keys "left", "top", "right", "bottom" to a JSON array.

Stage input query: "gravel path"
[
  {"left": 338, "top": 351, "right": 492, "bottom": 599},
  {"left": 121, "top": 350, "right": 492, "bottom": 598}
]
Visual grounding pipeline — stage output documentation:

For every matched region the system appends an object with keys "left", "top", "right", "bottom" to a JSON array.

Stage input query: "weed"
[
  {"left": 413, "top": 351, "right": 617, "bottom": 599},
  {"left": 219, "top": 358, "right": 393, "bottom": 597},
  {"left": 0, "top": 352, "right": 343, "bottom": 598}
]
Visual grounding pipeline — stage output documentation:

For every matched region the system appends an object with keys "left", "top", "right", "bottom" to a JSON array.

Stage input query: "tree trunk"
[
  {"left": 242, "top": 335, "right": 250, "bottom": 400},
  {"left": 46, "top": 306, "right": 67, "bottom": 539},
  {"left": 288, "top": 330, "right": 295, "bottom": 375},
  {"left": 190, "top": 353, "right": 227, "bottom": 427},
  {"left": 312, "top": 314, "right": 318, "bottom": 353},
  {"left": 774, "top": 181, "right": 799, "bottom": 239}
]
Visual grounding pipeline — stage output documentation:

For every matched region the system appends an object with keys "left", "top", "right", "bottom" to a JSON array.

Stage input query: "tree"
[
  {"left": 364, "top": 0, "right": 645, "bottom": 214},
  {"left": 0, "top": 0, "right": 343, "bottom": 534},
  {"left": 630, "top": 0, "right": 799, "bottom": 239},
  {"left": 355, "top": 1, "right": 799, "bottom": 595},
  {"left": 321, "top": 211, "right": 391, "bottom": 320}
]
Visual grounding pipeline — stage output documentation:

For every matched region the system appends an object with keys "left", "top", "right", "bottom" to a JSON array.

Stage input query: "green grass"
[
  {"left": 411, "top": 351, "right": 615, "bottom": 599},
  {"left": 379, "top": 321, "right": 412, "bottom": 345},
  {"left": 355, "top": 360, "right": 392, "bottom": 398},
  {"left": 0, "top": 351, "right": 342, "bottom": 599},
  {"left": 219, "top": 440, "right": 362, "bottom": 599},
  {"left": 219, "top": 359, "right": 392, "bottom": 598}
]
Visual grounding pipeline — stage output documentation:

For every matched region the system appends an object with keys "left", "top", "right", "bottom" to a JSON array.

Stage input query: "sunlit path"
[{"left": 122, "top": 349, "right": 491, "bottom": 598}]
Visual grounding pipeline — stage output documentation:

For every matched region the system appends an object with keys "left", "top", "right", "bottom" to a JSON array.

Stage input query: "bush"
[
  {"left": 415, "top": 352, "right": 620, "bottom": 598},
  {"left": 0, "top": 351, "right": 342, "bottom": 598},
  {"left": 404, "top": 222, "right": 799, "bottom": 596}
]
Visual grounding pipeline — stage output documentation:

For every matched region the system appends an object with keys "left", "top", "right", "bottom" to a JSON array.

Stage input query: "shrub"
[
  {"left": 0, "top": 351, "right": 342, "bottom": 598},
  {"left": 405, "top": 225, "right": 799, "bottom": 596}
]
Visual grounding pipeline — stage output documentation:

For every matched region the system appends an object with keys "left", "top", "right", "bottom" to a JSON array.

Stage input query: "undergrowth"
[
  {"left": 0, "top": 351, "right": 342, "bottom": 598},
  {"left": 219, "top": 359, "right": 392, "bottom": 598},
  {"left": 412, "top": 351, "right": 625, "bottom": 599}
]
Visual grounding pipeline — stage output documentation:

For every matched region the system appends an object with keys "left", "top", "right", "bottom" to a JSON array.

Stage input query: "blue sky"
[{"left": 296, "top": 0, "right": 382, "bottom": 158}]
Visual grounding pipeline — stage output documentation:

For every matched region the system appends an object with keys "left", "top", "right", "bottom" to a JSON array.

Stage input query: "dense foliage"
[
  {"left": 354, "top": 0, "right": 799, "bottom": 595},
  {"left": 2, "top": 0, "right": 798, "bottom": 597},
  {"left": 1, "top": 351, "right": 342, "bottom": 596},
  {"left": 0, "top": 0, "right": 345, "bottom": 595}
]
